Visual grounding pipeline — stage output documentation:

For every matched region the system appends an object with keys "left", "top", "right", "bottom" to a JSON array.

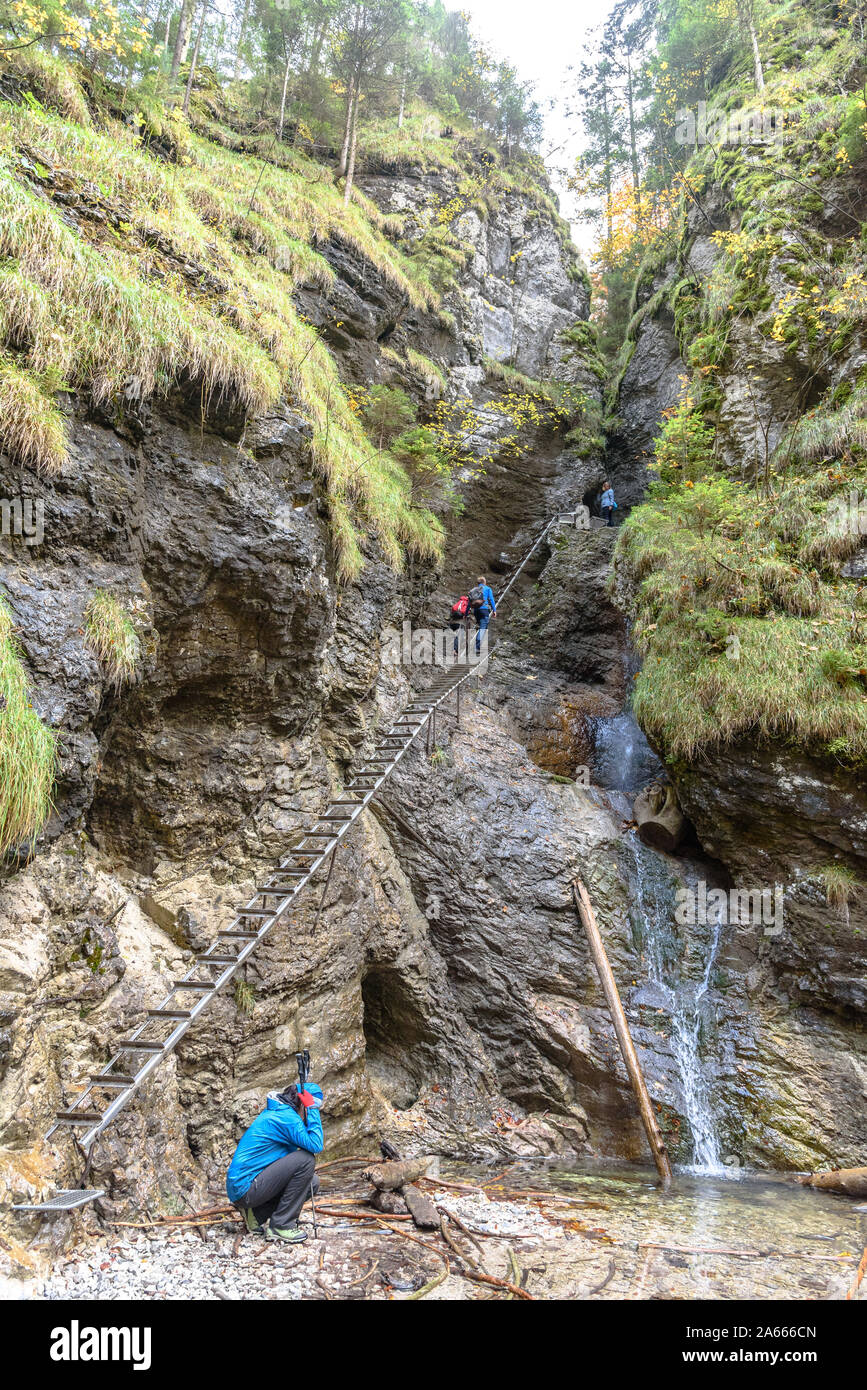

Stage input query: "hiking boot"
[
  {"left": 269, "top": 1224, "right": 308, "bottom": 1244},
  {"left": 242, "top": 1206, "right": 264, "bottom": 1235}
]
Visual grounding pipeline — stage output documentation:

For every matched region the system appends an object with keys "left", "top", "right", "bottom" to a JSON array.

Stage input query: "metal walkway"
[{"left": 14, "top": 512, "right": 568, "bottom": 1213}]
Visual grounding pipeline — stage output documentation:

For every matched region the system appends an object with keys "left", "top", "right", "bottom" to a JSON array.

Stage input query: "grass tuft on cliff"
[
  {"left": 84, "top": 591, "right": 141, "bottom": 688},
  {"left": 0, "top": 597, "right": 56, "bottom": 854},
  {"left": 0, "top": 64, "right": 445, "bottom": 579},
  {"left": 615, "top": 472, "right": 867, "bottom": 766}
]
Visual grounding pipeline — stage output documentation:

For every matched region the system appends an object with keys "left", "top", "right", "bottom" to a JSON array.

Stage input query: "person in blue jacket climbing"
[
  {"left": 601, "top": 480, "right": 617, "bottom": 527},
  {"left": 226, "top": 1080, "right": 324, "bottom": 1243},
  {"left": 469, "top": 574, "right": 496, "bottom": 655}
]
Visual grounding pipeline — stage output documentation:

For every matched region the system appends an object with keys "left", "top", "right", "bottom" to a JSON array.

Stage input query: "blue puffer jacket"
[{"left": 226, "top": 1087, "right": 324, "bottom": 1203}]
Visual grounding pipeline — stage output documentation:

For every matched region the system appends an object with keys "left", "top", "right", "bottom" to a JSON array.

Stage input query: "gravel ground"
[{"left": 28, "top": 1166, "right": 867, "bottom": 1301}]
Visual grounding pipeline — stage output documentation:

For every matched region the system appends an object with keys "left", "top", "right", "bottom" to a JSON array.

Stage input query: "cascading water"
[{"left": 629, "top": 830, "right": 726, "bottom": 1174}]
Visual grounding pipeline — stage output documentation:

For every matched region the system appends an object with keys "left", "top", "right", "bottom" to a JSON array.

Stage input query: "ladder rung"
[
  {"left": 319, "top": 813, "right": 354, "bottom": 822},
  {"left": 218, "top": 929, "right": 259, "bottom": 940},
  {"left": 147, "top": 1008, "right": 191, "bottom": 1020},
  {"left": 89, "top": 1074, "right": 136, "bottom": 1087},
  {"left": 234, "top": 906, "right": 273, "bottom": 917},
  {"left": 117, "top": 1040, "right": 165, "bottom": 1052},
  {"left": 297, "top": 832, "right": 337, "bottom": 841},
  {"left": 55, "top": 1110, "right": 104, "bottom": 1123},
  {"left": 195, "top": 954, "right": 240, "bottom": 965},
  {"left": 172, "top": 979, "right": 216, "bottom": 991}
]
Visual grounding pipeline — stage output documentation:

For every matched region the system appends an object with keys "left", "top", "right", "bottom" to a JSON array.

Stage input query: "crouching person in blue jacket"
[{"left": 226, "top": 1081, "right": 324, "bottom": 1243}]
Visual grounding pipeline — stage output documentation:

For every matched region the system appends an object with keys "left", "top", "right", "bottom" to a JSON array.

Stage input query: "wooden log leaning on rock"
[
  {"left": 572, "top": 879, "right": 673, "bottom": 1186},
  {"left": 633, "top": 780, "right": 685, "bottom": 854},
  {"left": 401, "top": 1184, "right": 440, "bottom": 1230},
  {"left": 362, "top": 1158, "right": 431, "bottom": 1191},
  {"left": 796, "top": 1167, "right": 867, "bottom": 1198}
]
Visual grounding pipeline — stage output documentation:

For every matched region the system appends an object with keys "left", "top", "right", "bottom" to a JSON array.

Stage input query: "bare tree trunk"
[
  {"left": 749, "top": 20, "right": 765, "bottom": 92},
  {"left": 278, "top": 46, "right": 292, "bottom": 142},
  {"left": 625, "top": 51, "right": 641, "bottom": 220},
  {"left": 182, "top": 1, "right": 206, "bottom": 115},
  {"left": 170, "top": 0, "right": 193, "bottom": 82},
  {"left": 343, "top": 100, "right": 359, "bottom": 207},
  {"left": 232, "top": 0, "right": 250, "bottom": 83},
  {"left": 737, "top": 1, "right": 765, "bottom": 92},
  {"left": 338, "top": 81, "right": 356, "bottom": 177},
  {"left": 162, "top": 5, "right": 172, "bottom": 50},
  {"left": 397, "top": 42, "right": 407, "bottom": 128}
]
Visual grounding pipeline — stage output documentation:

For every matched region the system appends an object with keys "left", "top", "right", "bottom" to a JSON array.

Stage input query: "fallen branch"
[
  {"left": 347, "top": 1259, "right": 380, "bottom": 1288},
  {"left": 439, "top": 1211, "right": 534, "bottom": 1300},
  {"left": 846, "top": 1246, "right": 867, "bottom": 1301},
  {"left": 406, "top": 1265, "right": 449, "bottom": 1300},
  {"left": 586, "top": 1257, "right": 617, "bottom": 1296},
  {"left": 639, "top": 1241, "right": 851, "bottom": 1262},
  {"left": 315, "top": 1206, "right": 413, "bottom": 1222}
]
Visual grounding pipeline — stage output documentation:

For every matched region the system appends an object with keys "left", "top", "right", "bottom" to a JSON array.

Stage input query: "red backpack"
[{"left": 450, "top": 595, "right": 469, "bottom": 618}]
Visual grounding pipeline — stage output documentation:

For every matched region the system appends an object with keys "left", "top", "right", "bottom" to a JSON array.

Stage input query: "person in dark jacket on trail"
[
  {"left": 468, "top": 575, "right": 496, "bottom": 655},
  {"left": 226, "top": 1081, "right": 324, "bottom": 1243}
]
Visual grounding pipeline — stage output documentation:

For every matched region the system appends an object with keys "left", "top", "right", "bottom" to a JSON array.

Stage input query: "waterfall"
[{"left": 629, "top": 831, "right": 726, "bottom": 1174}]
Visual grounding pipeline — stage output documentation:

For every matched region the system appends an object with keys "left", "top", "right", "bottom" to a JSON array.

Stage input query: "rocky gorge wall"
[
  {"left": 2, "top": 111, "right": 865, "bottom": 1285},
  {"left": 0, "top": 146, "right": 627, "bottom": 1270},
  {"left": 607, "top": 170, "right": 867, "bottom": 1175}
]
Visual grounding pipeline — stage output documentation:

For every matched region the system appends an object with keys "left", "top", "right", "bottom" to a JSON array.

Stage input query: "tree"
[
  {"left": 170, "top": 0, "right": 194, "bottom": 82},
  {"left": 362, "top": 385, "right": 416, "bottom": 448},
  {"left": 331, "top": 0, "right": 408, "bottom": 205}
]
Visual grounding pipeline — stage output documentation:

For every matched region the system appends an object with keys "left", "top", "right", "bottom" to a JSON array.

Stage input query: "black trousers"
[{"left": 240, "top": 1150, "right": 320, "bottom": 1229}]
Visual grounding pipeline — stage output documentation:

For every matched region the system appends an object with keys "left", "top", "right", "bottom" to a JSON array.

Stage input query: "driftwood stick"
[
  {"left": 406, "top": 1264, "right": 449, "bottom": 1300},
  {"left": 572, "top": 879, "right": 673, "bottom": 1185},
  {"left": 439, "top": 1212, "right": 535, "bottom": 1300},
  {"left": 371, "top": 1217, "right": 452, "bottom": 1268},
  {"left": 586, "top": 1257, "right": 617, "bottom": 1296},
  {"left": 315, "top": 1206, "right": 412, "bottom": 1222},
  {"left": 846, "top": 1246, "right": 867, "bottom": 1301},
  {"left": 639, "top": 1241, "right": 851, "bottom": 1261},
  {"left": 440, "top": 1205, "right": 485, "bottom": 1254}
]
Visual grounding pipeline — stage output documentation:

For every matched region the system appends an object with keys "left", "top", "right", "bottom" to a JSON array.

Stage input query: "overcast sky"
[{"left": 461, "top": 0, "right": 614, "bottom": 255}]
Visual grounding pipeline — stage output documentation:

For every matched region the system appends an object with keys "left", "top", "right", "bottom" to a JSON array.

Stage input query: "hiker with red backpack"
[
  {"left": 449, "top": 592, "right": 470, "bottom": 657},
  {"left": 468, "top": 575, "right": 496, "bottom": 655}
]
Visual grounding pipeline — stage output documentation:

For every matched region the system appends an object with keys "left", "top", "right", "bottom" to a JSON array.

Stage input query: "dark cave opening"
[{"left": 361, "top": 966, "right": 433, "bottom": 1111}]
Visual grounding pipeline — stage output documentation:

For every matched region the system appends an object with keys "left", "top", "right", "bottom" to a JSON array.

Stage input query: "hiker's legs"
[
  {"left": 241, "top": 1151, "right": 318, "bottom": 1227},
  {"left": 603, "top": 506, "right": 613, "bottom": 527},
  {"left": 475, "top": 613, "right": 490, "bottom": 654},
  {"left": 270, "top": 1151, "right": 320, "bottom": 1229}
]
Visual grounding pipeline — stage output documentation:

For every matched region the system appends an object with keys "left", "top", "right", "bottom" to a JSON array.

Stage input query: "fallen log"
[
  {"left": 369, "top": 1189, "right": 409, "bottom": 1216},
  {"left": 362, "top": 1158, "right": 431, "bottom": 1190},
  {"left": 401, "top": 1184, "right": 440, "bottom": 1230},
  {"left": 797, "top": 1167, "right": 867, "bottom": 1198}
]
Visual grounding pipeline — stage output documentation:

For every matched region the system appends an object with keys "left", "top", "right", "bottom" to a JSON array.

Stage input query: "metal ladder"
[{"left": 13, "top": 512, "right": 564, "bottom": 1213}]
